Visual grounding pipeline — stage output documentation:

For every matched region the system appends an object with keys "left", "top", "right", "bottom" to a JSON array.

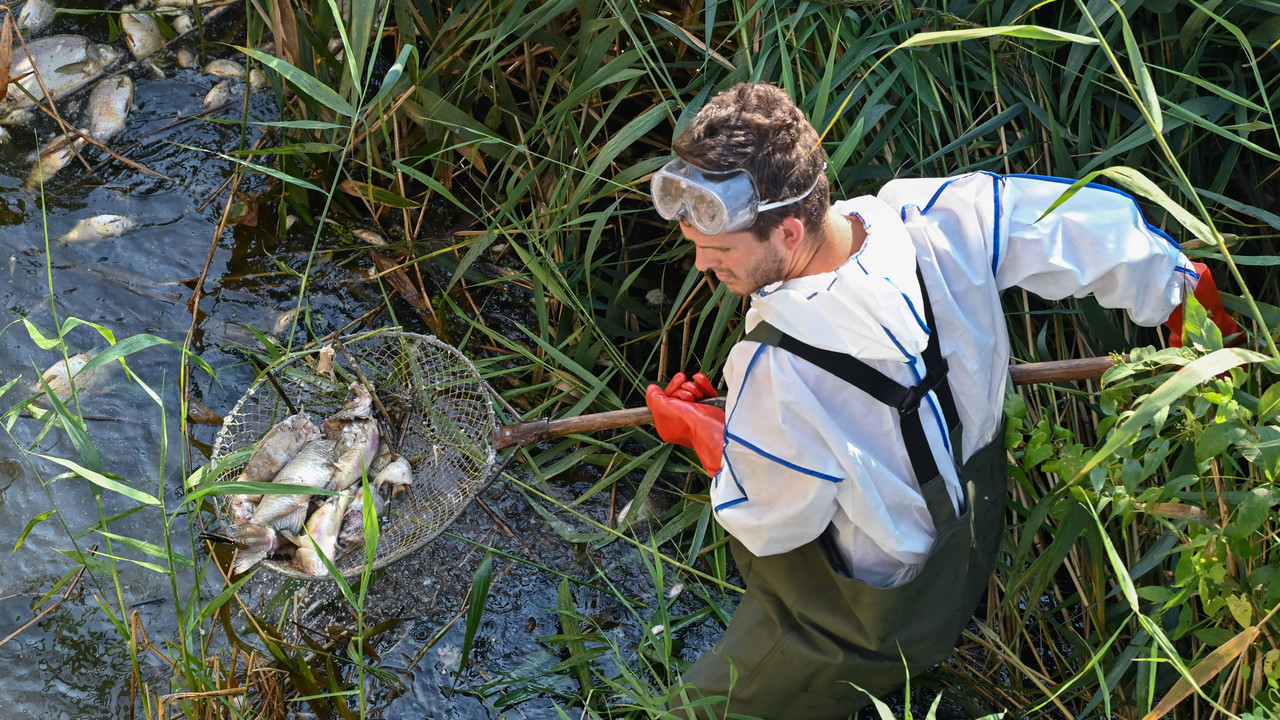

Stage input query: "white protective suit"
[{"left": 712, "top": 172, "right": 1198, "bottom": 588}]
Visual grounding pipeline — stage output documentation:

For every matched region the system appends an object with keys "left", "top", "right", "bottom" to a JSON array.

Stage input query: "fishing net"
[{"left": 210, "top": 329, "right": 500, "bottom": 580}]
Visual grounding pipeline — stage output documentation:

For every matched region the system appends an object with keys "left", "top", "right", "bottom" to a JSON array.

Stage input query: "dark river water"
[{"left": 0, "top": 5, "right": 730, "bottom": 719}]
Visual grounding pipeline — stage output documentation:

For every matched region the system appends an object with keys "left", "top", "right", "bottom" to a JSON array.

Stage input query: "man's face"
[{"left": 681, "top": 220, "right": 787, "bottom": 296}]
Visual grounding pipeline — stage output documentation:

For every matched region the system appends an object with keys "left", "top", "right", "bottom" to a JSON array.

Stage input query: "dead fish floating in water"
[
  {"left": 56, "top": 214, "right": 138, "bottom": 243},
  {"left": 203, "top": 58, "right": 244, "bottom": 78},
  {"left": 121, "top": 10, "right": 165, "bottom": 61},
  {"left": 17, "top": 0, "right": 57, "bottom": 36},
  {"left": 170, "top": 13, "right": 195, "bottom": 36},
  {"left": 203, "top": 80, "right": 237, "bottom": 108},
  {"left": 27, "top": 131, "right": 86, "bottom": 188},
  {"left": 0, "top": 108, "right": 36, "bottom": 126},
  {"left": 187, "top": 398, "right": 224, "bottom": 425},
  {"left": 30, "top": 350, "right": 113, "bottom": 403},
  {"left": 86, "top": 76, "right": 134, "bottom": 142},
  {"left": 4, "top": 36, "right": 124, "bottom": 110}
]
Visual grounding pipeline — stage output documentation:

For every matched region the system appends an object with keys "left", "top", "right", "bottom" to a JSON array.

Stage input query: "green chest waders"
[{"left": 677, "top": 272, "right": 1007, "bottom": 720}]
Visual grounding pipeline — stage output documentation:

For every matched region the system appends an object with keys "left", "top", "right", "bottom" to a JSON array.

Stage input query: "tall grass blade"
[
  {"left": 454, "top": 551, "right": 493, "bottom": 688},
  {"left": 237, "top": 46, "right": 358, "bottom": 117},
  {"left": 37, "top": 455, "right": 157, "bottom": 505},
  {"left": 555, "top": 577, "right": 594, "bottom": 694},
  {"left": 14, "top": 510, "right": 55, "bottom": 554}
]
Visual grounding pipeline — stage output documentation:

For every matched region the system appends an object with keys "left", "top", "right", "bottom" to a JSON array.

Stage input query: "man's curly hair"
[{"left": 673, "top": 83, "right": 829, "bottom": 241}]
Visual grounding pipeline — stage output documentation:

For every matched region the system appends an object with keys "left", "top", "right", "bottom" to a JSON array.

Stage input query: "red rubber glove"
[
  {"left": 1163, "top": 262, "right": 1243, "bottom": 348},
  {"left": 645, "top": 372, "right": 725, "bottom": 475}
]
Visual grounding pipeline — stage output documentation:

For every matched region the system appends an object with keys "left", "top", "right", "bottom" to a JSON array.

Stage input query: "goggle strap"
[{"left": 756, "top": 169, "right": 824, "bottom": 212}]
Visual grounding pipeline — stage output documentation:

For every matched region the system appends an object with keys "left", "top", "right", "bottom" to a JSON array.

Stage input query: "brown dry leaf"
[
  {"left": 227, "top": 192, "right": 258, "bottom": 227},
  {"left": 1142, "top": 605, "right": 1280, "bottom": 720},
  {"left": 248, "top": 0, "right": 299, "bottom": 67},
  {"left": 371, "top": 252, "right": 428, "bottom": 313},
  {"left": 353, "top": 228, "right": 385, "bottom": 245},
  {"left": 0, "top": 14, "right": 12, "bottom": 105},
  {"left": 186, "top": 399, "right": 224, "bottom": 425},
  {"left": 1133, "top": 501, "right": 1218, "bottom": 528}
]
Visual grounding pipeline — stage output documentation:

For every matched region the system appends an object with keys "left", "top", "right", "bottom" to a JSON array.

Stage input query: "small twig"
[
  {"left": 0, "top": 562, "right": 87, "bottom": 649},
  {"left": 244, "top": 354, "right": 300, "bottom": 416},
  {"left": 472, "top": 496, "right": 517, "bottom": 542},
  {"left": 16, "top": 410, "right": 149, "bottom": 424}
]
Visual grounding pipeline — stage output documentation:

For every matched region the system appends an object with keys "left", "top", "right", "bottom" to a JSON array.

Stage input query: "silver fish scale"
[{"left": 211, "top": 329, "right": 498, "bottom": 580}]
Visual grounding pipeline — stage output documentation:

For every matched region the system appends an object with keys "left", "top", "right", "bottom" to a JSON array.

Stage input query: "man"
[{"left": 643, "top": 83, "right": 1240, "bottom": 719}]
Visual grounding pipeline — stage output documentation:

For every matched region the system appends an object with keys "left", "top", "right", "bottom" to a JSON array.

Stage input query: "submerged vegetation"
[{"left": 2, "top": 0, "right": 1279, "bottom": 718}]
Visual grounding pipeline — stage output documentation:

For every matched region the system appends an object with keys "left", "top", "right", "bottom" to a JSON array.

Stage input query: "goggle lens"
[
  {"left": 652, "top": 161, "right": 742, "bottom": 235},
  {"left": 686, "top": 188, "right": 728, "bottom": 235}
]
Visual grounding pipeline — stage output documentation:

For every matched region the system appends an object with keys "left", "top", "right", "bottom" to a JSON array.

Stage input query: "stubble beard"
[{"left": 719, "top": 243, "right": 787, "bottom": 296}]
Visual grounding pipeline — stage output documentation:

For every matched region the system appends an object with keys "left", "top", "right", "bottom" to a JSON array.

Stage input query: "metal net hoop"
[{"left": 210, "top": 330, "right": 498, "bottom": 580}]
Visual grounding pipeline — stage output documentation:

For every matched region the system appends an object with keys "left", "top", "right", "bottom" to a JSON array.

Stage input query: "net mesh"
[{"left": 210, "top": 330, "right": 498, "bottom": 580}]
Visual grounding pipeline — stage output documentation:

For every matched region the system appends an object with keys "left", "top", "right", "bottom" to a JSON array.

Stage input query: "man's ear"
[{"left": 776, "top": 215, "right": 808, "bottom": 250}]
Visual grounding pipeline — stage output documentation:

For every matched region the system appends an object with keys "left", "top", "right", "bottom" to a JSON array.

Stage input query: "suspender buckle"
[{"left": 897, "top": 364, "right": 950, "bottom": 415}]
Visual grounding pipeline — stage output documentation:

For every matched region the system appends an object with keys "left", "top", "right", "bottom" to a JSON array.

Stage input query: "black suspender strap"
[
  {"left": 742, "top": 267, "right": 959, "bottom": 487},
  {"left": 914, "top": 266, "right": 960, "bottom": 431}
]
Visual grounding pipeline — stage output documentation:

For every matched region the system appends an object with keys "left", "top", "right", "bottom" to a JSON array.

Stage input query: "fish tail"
[
  {"left": 232, "top": 547, "right": 267, "bottom": 574},
  {"left": 225, "top": 522, "right": 292, "bottom": 573}
]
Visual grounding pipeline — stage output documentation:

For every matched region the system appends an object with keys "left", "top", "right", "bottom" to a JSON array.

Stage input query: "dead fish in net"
[
  {"left": 226, "top": 412, "right": 320, "bottom": 522},
  {"left": 326, "top": 396, "right": 380, "bottom": 492},
  {"left": 372, "top": 453, "right": 412, "bottom": 497},
  {"left": 86, "top": 75, "right": 134, "bottom": 142},
  {"left": 336, "top": 484, "right": 386, "bottom": 553},
  {"left": 323, "top": 381, "right": 375, "bottom": 430},
  {"left": 242, "top": 437, "right": 336, "bottom": 527},
  {"left": 56, "top": 214, "right": 138, "bottom": 244},
  {"left": 218, "top": 523, "right": 296, "bottom": 574},
  {"left": 30, "top": 350, "right": 112, "bottom": 403},
  {"left": 289, "top": 489, "right": 356, "bottom": 575},
  {"left": 236, "top": 412, "right": 321, "bottom": 485},
  {"left": 224, "top": 438, "right": 336, "bottom": 572}
]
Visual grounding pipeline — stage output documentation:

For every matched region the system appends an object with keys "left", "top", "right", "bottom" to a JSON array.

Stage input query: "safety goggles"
[{"left": 651, "top": 158, "right": 823, "bottom": 235}]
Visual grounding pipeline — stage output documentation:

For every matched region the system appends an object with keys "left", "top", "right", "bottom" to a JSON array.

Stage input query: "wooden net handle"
[{"left": 493, "top": 355, "right": 1119, "bottom": 449}]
